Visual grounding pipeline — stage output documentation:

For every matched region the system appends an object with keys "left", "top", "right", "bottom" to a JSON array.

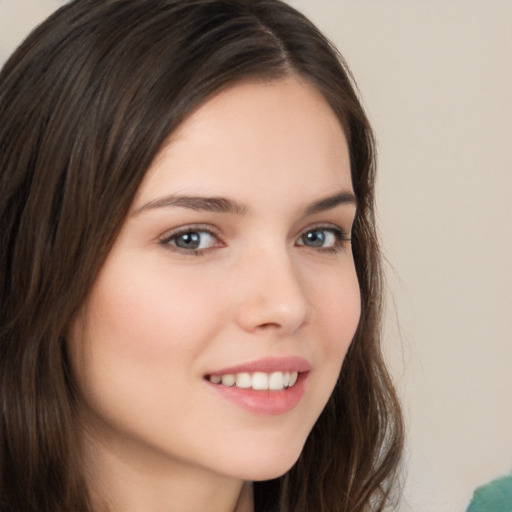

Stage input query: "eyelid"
[
  {"left": 159, "top": 224, "right": 225, "bottom": 254},
  {"left": 295, "top": 223, "right": 352, "bottom": 251},
  {"left": 297, "top": 222, "right": 351, "bottom": 239}
]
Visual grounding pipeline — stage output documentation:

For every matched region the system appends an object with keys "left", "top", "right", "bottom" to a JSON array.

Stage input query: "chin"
[
  {"left": 248, "top": 463, "right": 298, "bottom": 482},
  {"left": 224, "top": 441, "right": 305, "bottom": 482}
]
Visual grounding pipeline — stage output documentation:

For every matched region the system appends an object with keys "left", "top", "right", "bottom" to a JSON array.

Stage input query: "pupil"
[
  {"left": 305, "top": 230, "right": 324, "bottom": 247},
  {"left": 176, "top": 232, "right": 200, "bottom": 249}
]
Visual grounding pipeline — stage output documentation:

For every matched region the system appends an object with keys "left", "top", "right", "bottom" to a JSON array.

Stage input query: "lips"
[
  {"left": 207, "top": 355, "right": 311, "bottom": 375},
  {"left": 204, "top": 356, "right": 311, "bottom": 415}
]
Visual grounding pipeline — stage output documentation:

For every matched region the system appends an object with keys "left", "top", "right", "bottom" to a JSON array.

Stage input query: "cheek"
[
  {"left": 77, "top": 258, "right": 225, "bottom": 366},
  {"left": 301, "top": 262, "right": 361, "bottom": 412},
  {"left": 66, "top": 259, "right": 232, "bottom": 436},
  {"left": 66, "top": 259, "right": 228, "bottom": 436},
  {"left": 314, "top": 263, "right": 361, "bottom": 357}
]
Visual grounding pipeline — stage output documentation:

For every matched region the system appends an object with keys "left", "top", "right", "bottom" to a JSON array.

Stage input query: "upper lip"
[{"left": 207, "top": 356, "right": 312, "bottom": 376}]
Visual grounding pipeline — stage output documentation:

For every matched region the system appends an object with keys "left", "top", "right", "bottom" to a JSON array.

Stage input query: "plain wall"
[{"left": 1, "top": 1, "right": 511, "bottom": 511}]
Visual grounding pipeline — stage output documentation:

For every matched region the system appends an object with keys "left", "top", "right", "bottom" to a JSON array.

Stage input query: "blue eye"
[
  {"left": 163, "top": 229, "right": 218, "bottom": 252},
  {"left": 297, "top": 227, "right": 349, "bottom": 250}
]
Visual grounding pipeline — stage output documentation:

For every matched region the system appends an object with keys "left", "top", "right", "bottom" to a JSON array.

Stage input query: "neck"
[{"left": 233, "top": 483, "right": 254, "bottom": 512}]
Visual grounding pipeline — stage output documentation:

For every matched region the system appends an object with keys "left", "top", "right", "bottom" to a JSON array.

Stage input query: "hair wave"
[{"left": 0, "top": 1, "right": 403, "bottom": 510}]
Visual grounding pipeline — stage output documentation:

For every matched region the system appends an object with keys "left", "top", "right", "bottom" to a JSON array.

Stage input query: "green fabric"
[{"left": 466, "top": 475, "right": 512, "bottom": 512}]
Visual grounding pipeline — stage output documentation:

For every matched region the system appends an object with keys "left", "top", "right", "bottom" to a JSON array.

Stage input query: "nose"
[{"left": 233, "top": 247, "right": 311, "bottom": 335}]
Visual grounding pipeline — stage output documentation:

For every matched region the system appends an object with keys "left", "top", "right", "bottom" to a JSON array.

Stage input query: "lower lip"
[{"left": 206, "top": 373, "right": 308, "bottom": 415}]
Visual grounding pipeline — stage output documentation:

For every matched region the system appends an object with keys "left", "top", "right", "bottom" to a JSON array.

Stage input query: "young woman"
[{"left": 0, "top": 1, "right": 403, "bottom": 511}]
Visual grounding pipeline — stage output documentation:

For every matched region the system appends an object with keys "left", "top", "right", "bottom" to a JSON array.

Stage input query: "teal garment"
[{"left": 466, "top": 474, "right": 512, "bottom": 512}]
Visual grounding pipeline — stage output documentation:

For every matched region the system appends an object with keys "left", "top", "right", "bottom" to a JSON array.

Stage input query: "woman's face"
[{"left": 68, "top": 77, "right": 360, "bottom": 484}]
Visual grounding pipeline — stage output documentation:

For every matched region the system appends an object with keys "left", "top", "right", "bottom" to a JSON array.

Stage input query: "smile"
[{"left": 207, "top": 371, "right": 299, "bottom": 391}]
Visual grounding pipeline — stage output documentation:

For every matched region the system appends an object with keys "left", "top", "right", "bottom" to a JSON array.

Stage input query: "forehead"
[{"left": 134, "top": 77, "right": 351, "bottom": 208}]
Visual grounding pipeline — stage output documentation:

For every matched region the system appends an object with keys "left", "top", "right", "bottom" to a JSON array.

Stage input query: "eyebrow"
[
  {"left": 303, "top": 190, "right": 357, "bottom": 216},
  {"left": 134, "top": 190, "right": 356, "bottom": 217},
  {"left": 134, "top": 195, "right": 248, "bottom": 216}
]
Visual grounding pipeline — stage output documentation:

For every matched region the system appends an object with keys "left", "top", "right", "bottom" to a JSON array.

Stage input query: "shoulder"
[{"left": 466, "top": 473, "right": 512, "bottom": 512}]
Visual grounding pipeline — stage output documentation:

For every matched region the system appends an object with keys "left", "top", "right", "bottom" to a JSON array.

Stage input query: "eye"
[
  {"left": 161, "top": 228, "right": 220, "bottom": 253},
  {"left": 296, "top": 226, "right": 350, "bottom": 251}
]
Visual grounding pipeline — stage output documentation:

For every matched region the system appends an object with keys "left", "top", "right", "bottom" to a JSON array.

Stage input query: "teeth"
[
  {"left": 221, "top": 374, "right": 235, "bottom": 386},
  {"left": 252, "top": 372, "right": 268, "bottom": 390},
  {"left": 268, "top": 372, "right": 284, "bottom": 390},
  {"left": 235, "top": 372, "right": 251, "bottom": 388},
  {"left": 208, "top": 371, "right": 299, "bottom": 390}
]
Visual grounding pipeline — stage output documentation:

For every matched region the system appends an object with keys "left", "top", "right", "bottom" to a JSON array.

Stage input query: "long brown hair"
[{"left": 0, "top": 1, "right": 403, "bottom": 510}]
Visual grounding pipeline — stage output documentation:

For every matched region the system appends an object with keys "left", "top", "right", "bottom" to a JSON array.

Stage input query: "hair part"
[{"left": 0, "top": 1, "right": 403, "bottom": 510}]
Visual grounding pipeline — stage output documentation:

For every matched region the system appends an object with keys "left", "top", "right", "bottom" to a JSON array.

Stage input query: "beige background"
[{"left": 1, "top": 1, "right": 511, "bottom": 511}]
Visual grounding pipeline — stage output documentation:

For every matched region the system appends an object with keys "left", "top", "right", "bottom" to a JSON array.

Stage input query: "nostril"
[{"left": 257, "top": 322, "right": 282, "bottom": 329}]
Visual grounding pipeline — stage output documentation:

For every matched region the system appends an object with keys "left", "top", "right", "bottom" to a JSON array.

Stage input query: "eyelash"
[
  {"left": 159, "top": 224, "right": 351, "bottom": 256},
  {"left": 297, "top": 224, "right": 352, "bottom": 254},
  {"left": 159, "top": 225, "right": 223, "bottom": 256}
]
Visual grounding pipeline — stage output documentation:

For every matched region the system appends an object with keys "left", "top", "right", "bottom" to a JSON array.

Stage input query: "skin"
[{"left": 67, "top": 76, "right": 361, "bottom": 512}]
